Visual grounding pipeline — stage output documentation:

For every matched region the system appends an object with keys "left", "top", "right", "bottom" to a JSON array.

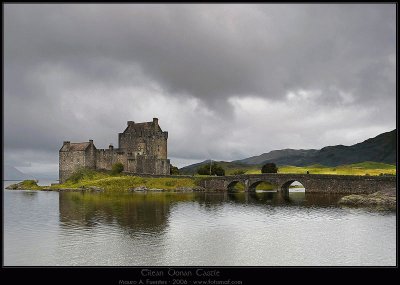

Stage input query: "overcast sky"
[{"left": 4, "top": 4, "right": 396, "bottom": 177}]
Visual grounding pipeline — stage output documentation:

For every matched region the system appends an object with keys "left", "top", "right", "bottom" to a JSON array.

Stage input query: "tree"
[
  {"left": 170, "top": 165, "right": 180, "bottom": 175},
  {"left": 212, "top": 163, "right": 225, "bottom": 176},
  {"left": 261, "top": 163, "right": 278, "bottom": 174},
  {"left": 197, "top": 162, "right": 225, "bottom": 176},
  {"left": 197, "top": 165, "right": 210, "bottom": 175},
  {"left": 111, "top": 162, "right": 124, "bottom": 175}
]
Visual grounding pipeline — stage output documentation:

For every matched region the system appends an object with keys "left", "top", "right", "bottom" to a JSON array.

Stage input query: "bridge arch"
[
  {"left": 227, "top": 180, "right": 246, "bottom": 192},
  {"left": 248, "top": 180, "right": 278, "bottom": 192},
  {"left": 280, "top": 180, "right": 306, "bottom": 193}
]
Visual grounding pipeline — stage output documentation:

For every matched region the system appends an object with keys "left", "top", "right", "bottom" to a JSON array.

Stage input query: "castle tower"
[{"left": 59, "top": 119, "right": 170, "bottom": 182}]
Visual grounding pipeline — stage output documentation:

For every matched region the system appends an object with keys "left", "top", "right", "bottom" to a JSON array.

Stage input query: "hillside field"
[
  {"left": 241, "top": 162, "right": 396, "bottom": 176},
  {"left": 188, "top": 161, "right": 396, "bottom": 176}
]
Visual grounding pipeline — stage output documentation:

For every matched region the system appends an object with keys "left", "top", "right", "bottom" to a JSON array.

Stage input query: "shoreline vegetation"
[
  {"left": 5, "top": 161, "right": 396, "bottom": 193},
  {"left": 6, "top": 169, "right": 202, "bottom": 192},
  {"left": 5, "top": 162, "right": 396, "bottom": 211}
]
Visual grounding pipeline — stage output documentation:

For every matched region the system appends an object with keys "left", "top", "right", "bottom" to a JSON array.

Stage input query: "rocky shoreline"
[
  {"left": 127, "top": 185, "right": 206, "bottom": 192},
  {"left": 339, "top": 188, "right": 396, "bottom": 211},
  {"left": 5, "top": 181, "right": 105, "bottom": 192},
  {"left": 6, "top": 181, "right": 396, "bottom": 210},
  {"left": 5, "top": 181, "right": 206, "bottom": 193}
]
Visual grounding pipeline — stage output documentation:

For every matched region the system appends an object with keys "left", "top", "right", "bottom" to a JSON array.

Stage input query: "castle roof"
[
  {"left": 123, "top": 120, "right": 162, "bottom": 134},
  {"left": 60, "top": 142, "right": 91, "bottom": 152}
]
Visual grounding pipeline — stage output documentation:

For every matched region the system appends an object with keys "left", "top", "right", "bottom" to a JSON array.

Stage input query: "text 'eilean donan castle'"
[{"left": 59, "top": 118, "right": 170, "bottom": 182}]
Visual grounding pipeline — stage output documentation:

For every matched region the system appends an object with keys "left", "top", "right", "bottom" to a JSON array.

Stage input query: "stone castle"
[{"left": 59, "top": 118, "right": 170, "bottom": 183}]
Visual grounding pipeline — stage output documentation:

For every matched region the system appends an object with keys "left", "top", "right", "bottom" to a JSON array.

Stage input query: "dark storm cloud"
[
  {"left": 6, "top": 4, "right": 395, "bottom": 102},
  {"left": 4, "top": 4, "right": 396, "bottom": 173}
]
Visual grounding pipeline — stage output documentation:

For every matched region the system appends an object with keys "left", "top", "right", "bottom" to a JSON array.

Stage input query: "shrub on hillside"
[
  {"left": 197, "top": 162, "right": 225, "bottom": 176},
  {"left": 170, "top": 165, "right": 180, "bottom": 175},
  {"left": 261, "top": 163, "right": 278, "bottom": 174},
  {"left": 67, "top": 167, "right": 96, "bottom": 183},
  {"left": 111, "top": 162, "right": 124, "bottom": 175}
]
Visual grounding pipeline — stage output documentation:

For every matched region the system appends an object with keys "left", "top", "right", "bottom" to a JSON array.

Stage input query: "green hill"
[
  {"left": 234, "top": 129, "right": 396, "bottom": 167},
  {"left": 180, "top": 129, "right": 396, "bottom": 175}
]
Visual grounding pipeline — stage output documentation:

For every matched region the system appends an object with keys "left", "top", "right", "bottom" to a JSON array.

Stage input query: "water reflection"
[
  {"left": 59, "top": 192, "right": 182, "bottom": 232},
  {"left": 21, "top": 190, "right": 39, "bottom": 199},
  {"left": 59, "top": 191, "right": 344, "bottom": 232},
  {"left": 5, "top": 189, "right": 396, "bottom": 266}
]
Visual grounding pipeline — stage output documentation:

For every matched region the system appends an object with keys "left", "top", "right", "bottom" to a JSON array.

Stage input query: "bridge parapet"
[{"left": 198, "top": 174, "right": 396, "bottom": 194}]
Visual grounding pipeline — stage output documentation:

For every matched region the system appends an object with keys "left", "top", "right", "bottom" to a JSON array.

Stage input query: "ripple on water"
[{"left": 4, "top": 190, "right": 396, "bottom": 266}]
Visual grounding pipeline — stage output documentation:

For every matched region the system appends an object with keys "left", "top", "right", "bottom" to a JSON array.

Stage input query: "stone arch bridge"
[{"left": 198, "top": 174, "right": 396, "bottom": 194}]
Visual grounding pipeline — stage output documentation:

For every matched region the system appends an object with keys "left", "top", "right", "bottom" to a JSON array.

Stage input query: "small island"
[{"left": 6, "top": 168, "right": 205, "bottom": 193}]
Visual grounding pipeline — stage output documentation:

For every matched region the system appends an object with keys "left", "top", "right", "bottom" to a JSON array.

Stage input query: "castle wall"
[
  {"left": 157, "top": 158, "right": 170, "bottom": 175},
  {"left": 59, "top": 119, "right": 170, "bottom": 182},
  {"left": 86, "top": 142, "right": 97, "bottom": 169},
  {"left": 59, "top": 151, "right": 86, "bottom": 183},
  {"left": 118, "top": 119, "right": 168, "bottom": 160},
  {"left": 127, "top": 157, "right": 170, "bottom": 175},
  {"left": 96, "top": 149, "right": 127, "bottom": 171},
  {"left": 154, "top": 136, "right": 168, "bottom": 159}
]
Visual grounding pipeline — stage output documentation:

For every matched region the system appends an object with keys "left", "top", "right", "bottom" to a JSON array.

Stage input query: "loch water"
[{"left": 3, "top": 181, "right": 396, "bottom": 266}]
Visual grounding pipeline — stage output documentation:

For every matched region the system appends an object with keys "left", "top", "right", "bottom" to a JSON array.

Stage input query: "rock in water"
[
  {"left": 339, "top": 188, "right": 396, "bottom": 211},
  {"left": 128, "top": 186, "right": 148, "bottom": 192}
]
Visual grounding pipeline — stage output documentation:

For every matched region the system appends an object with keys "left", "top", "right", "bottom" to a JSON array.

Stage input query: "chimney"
[
  {"left": 89, "top": 139, "right": 93, "bottom": 144},
  {"left": 109, "top": 144, "right": 114, "bottom": 150},
  {"left": 63, "top": 141, "right": 70, "bottom": 146},
  {"left": 128, "top": 121, "right": 135, "bottom": 126},
  {"left": 153, "top": 118, "right": 158, "bottom": 127}
]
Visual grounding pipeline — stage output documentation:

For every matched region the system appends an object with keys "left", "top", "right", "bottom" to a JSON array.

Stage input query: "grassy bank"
[
  {"left": 4, "top": 169, "right": 199, "bottom": 192},
  {"left": 6, "top": 180, "right": 43, "bottom": 190},
  {"left": 50, "top": 169, "right": 199, "bottom": 192}
]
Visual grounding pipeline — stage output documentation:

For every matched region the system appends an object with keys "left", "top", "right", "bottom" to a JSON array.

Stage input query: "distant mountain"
[
  {"left": 305, "top": 129, "right": 396, "bottom": 166},
  {"left": 236, "top": 149, "right": 319, "bottom": 165},
  {"left": 4, "top": 165, "right": 35, "bottom": 180},
  {"left": 180, "top": 129, "right": 396, "bottom": 173},
  {"left": 237, "top": 129, "right": 396, "bottom": 166}
]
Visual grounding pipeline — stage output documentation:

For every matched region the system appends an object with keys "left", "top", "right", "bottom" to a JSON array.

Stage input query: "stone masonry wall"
[
  {"left": 85, "top": 143, "right": 97, "bottom": 169},
  {"left": 118, "top": 119, "right": 168, "bottom": 161},
  {"left": 59, "top": 151, "right": 86, "bottom": 183},
  {"left": 199, "top": 174, "right": 396, "bottom": 194},
  {"left": 96, "top": 149, "right": 127, "bottom": 171},
  {"left": 127, "top": 157, "right": 170, "bottom": 175}
]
